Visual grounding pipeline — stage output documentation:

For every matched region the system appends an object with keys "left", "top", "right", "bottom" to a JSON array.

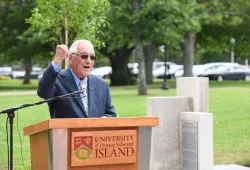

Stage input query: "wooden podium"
[{"left": 24, "top": 117, "right": 159, "bottom": 170}]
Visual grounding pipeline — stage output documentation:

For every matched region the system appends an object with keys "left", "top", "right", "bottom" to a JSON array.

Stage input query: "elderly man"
[{"left": 37, "top": 40, "right": 117, "bottom": 118}]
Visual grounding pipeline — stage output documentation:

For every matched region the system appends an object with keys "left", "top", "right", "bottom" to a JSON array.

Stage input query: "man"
[{"left": 37, "top": 40, "right": 117, "bottom": 118}]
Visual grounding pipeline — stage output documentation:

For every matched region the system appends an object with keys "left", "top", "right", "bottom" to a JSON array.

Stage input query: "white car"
[
  {"left": 30, "top": 67, "right": 43, "bottom": 79},
  {"left": 197, "top": 62, "right": 239, "bottom": 77},
  {"left": 11, "top": 70, "right": 26, "bottom": 79},
  {"left": 200, "top": 64, "right": 250, "bottom": 81},
  {"left": 175, "top": 65, "right": 204, "bottom": 77},
  {"left": 0, "top": 67, "right": 12, "bottom": 77},
  {"left": 91, "top": 66, "right": 112, "bottom": 78},
  {"left": 153, "top": 64, "right": 181, "bottom": 79},
  {"left": 153, "top": 61, "right": 176, "bottom": 71},
  {"left": 128, "top": 63, "right": 138, "bottom": 75},
  {"left": 174, "top": 62, "right": 240, "bottom": 77}
]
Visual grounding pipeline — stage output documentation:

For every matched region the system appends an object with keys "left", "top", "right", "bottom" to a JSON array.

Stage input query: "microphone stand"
[{"left": 0, "top": 90, "right": 83, "bottom": 170}]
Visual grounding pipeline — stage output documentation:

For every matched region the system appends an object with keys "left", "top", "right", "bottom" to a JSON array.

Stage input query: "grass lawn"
[
  {"left": 0, "top": 79, "right": 39, "bottom": 91},
  {"left": 0, "top": 79, "right": 250, "bottom": 169}
]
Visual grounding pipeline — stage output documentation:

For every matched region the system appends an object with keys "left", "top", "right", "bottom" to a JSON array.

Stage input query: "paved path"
[
  {"left": 0, "top": 90, "right": 36, "bottom": 96},
  {"left": 214, "top": 164, "right": 250, "bottom": 170}
]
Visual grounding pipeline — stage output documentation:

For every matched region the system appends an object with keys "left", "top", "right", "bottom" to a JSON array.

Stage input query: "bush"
[{"left": 0, "top": 76, "right": 11, "bottom": 80}]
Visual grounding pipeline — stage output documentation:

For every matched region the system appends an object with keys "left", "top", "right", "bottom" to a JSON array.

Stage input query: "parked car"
[
  {"left": 175, "top": 65, "right": 205, "bottom": 77},
  {"left": 153, "top": 65, "right": 183, "bottom": 79},
  {"left": 128, "top": 63, "right": 138, "bottom": 76},
  {"left": 38, "top": 73, "right": 43, "bottom": 79},
  {"left": 0, "top": 67, "right": 12, "bottom": 77},
  {"left": 200, "top": 64, "right": 250, "bottom": 81},
  {"left": 174, "top": 62, "right": 239, "bottom": 78},
  {"left": 11, "top": 66, "right": 25, "bottom": 79},
  {"left": 153, "top": 61, "right": 176, "bottom": 71},
  {"left": 30, "top": 67, "right": 43, "bottom": 79},
  {"left": 167, "top": 65, "right": 183, "bottom": 79},
  {"left": 196, "top": 62, "right": 239, "bottom": 77},
  {"left": 91, "top": 66, "right": 112, "bottom": 78}
]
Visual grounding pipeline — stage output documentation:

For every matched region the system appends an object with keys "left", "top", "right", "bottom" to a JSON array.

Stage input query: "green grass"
[
  {"left": 0, "top": 79, "right": 39, "bottom": 91},
  {"left": 210, "top": 88, "right": 250, "bottom": 165},
  {"left": 0, "top": 79, "right": 250, "bottom": 169},
  {"left": 1, "top": 79, "right": 250, "bottom": 91}
]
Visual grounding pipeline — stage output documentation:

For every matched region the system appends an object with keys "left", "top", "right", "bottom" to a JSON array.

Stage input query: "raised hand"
[{"left": 52, "top": 44, "right": 69, "bottom": 66}]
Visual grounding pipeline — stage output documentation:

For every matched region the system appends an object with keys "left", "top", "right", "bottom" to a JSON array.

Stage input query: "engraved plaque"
[{"left": 181, "top": 120, "right": 198, "bottom": 170}]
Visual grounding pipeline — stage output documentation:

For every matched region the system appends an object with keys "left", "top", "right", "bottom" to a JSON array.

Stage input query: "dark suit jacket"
[{"left": 37, "top": 63, "right": 117, "bottom": 118}]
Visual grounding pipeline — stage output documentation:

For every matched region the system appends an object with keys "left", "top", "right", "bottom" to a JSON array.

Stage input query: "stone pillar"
[
  {"left": 180, "top": 112, "right": 213, "bottom": 170},
  {"left": 138, "top": 127, "right": 152, "bottom": 170},
  {"left": 147, "top": 97, "right": 193, "bottom": 170},
  {"left": 176, "top": 77, "right": 209, "bottom": 112}
]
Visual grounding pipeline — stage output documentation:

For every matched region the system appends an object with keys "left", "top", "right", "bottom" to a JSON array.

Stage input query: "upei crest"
[{"left": 74, "top": 136, "right": 93, "bottom": 161}]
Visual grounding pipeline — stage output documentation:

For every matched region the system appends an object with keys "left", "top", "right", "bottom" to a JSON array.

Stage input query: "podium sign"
[
  {"left": 24, "top": 117, "right": 158, "bottom": 170},
  {"left": 71, "top": 130, "right": 137, "bottom": 166}
]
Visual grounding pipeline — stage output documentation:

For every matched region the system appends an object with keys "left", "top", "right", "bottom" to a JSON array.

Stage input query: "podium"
[{"left": 24, "top": 117, "right": 159, "bottom": 170}]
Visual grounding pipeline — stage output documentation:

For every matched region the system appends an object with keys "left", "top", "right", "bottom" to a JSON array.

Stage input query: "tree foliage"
[
  {"left": 0, "top": 0, "right": 36, "bottom": 59},
  {"left": 27, "top": 0, "right": 109, "bottom": 47},
  {"left": 0, "top": 0, "right": 51, "bottom": 84},
  {"left": 195, "top": 1, "right": 250, "bottom": 63},
  {"left": 2, "top": 0, "right": 250, "bottom": 87}
]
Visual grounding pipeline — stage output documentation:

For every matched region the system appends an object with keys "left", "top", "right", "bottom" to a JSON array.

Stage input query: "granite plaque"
[{"left": 181, "top": 120, "right": 198, "bottom": 170}]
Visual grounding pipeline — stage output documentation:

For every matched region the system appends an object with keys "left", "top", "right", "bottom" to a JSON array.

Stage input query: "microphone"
[
  {"left": 0, "top": 90, "right": 83, "bottom": 114},
  {"left": 0, "top": 89, "right": 83, "bottom": 170}
]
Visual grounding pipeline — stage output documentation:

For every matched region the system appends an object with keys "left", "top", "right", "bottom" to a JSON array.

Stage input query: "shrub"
[{"left": 0, "top": 76, "right": 11, "bottom": 80}]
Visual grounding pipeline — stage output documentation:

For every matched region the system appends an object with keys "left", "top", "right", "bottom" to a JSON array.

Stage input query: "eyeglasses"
[{"left": 71, "top": 53, "right": 96, "bottom": 61}]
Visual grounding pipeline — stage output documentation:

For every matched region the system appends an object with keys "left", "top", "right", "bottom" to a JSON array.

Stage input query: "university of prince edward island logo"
[{"left": 74, "top": 136, "right": 93, "bottom": 161}]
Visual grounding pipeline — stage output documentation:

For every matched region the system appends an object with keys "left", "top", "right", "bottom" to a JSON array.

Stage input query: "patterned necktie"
[{"left": 80, "top": 80, "right": 88, "bottom": 115}]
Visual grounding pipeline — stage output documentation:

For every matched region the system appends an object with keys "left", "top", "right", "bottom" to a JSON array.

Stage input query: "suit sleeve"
[
  {"left": 37, "top": 63, "right": 59, "bottom": 99},
  {"left": 104, "top": 82, "right": 117, "bottom": 117}
]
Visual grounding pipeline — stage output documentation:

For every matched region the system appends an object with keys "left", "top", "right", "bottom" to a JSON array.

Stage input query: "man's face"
[{"left": 69, "top": 42, "right": 95, "bottom": 79}]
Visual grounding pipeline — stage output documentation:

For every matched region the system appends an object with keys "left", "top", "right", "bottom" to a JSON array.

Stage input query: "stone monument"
[{"left": 147, "top": 77, "right": 213, "bottom": 170}]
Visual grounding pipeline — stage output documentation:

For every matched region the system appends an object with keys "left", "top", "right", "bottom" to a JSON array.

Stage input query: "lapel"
[
  {"left": 88, "top": 75, "right": 97, "bottom": 117},
  {"left": 62, "top": 68, "right": 87, "bottom": 117}
]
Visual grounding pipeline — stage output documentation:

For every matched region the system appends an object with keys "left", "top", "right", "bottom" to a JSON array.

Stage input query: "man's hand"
[{"left": 52, "top": 44, "right": 69, "bottom": 66}]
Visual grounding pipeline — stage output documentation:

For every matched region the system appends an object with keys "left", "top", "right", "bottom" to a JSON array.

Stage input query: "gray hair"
[{"left": 69, "top": 40, "right": 93, "bottom": 54}]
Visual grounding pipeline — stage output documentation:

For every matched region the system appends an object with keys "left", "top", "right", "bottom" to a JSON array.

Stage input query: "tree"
[
  {"left": 99, "top": 0, "right": 250, "bottom": 90},
  {"left": 0, "top": 0, "right": 50, "bottom": 84},
  {"left": 99, "top": 0, "right": 184, "bottom": 92},
  {"left": 139, "top": 0, "right": 184, "bottom": 84},
  {"left": 132, "top": 0, "right": 147, "bottom": 95},
  {"left": 196, "top": 6, "right": 250, "bottom": 64},
  {"left": 99, "top": 44, "right": 133, "bottom": 86},
  {"left": 27, "top": 0, "right": 110, "bottom": 68},
  {"left": 97, "top": 0, "right": 135, "bottom": 86},
  {"left": 177, "top": 0, "right": 250, "bottom": 76},
  {"left": 11, "top": 29, "right": 51, "bottom": 84}
]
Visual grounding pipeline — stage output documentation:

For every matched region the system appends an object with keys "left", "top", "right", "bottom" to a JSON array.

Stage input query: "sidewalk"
[
  {"left": 214, "top": 164, "right": 250, "bottom": 170},
  {"left": 0, "top": 90, "right": 36, "bottom": 96}
]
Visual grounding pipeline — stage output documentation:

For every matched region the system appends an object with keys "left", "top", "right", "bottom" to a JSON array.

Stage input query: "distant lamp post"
[
  {"left": 159, "top": 45, "right": 169, "bottom": 90},
  {"left": 230, "top": 37, "right": 235, "bottom": 63}
]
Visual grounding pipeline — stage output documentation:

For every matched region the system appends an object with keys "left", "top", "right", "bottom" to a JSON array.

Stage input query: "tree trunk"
[
  {"left": 133, "top": 0, "right": 147, "bottom": 95},
  {"left": 64, "top": 7, "right": 68, "bottom": 69},
  {"left": 110, "top": 48, "right": 131, "bottom": 86},
  {"left": 99, "top": 45, "right": 133, "bottom": 86},
  {"left": 23, "top": 58, "right": 32, "bottom": 84},
  {"left": 135, "top": 40, "right": 147, "bottom": 95},
  {"left": 144, "top": 44, "right": 156, "bottom": 84},
  {"left": 183, "top": 32, "right": 195, "bottom": 77}
]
